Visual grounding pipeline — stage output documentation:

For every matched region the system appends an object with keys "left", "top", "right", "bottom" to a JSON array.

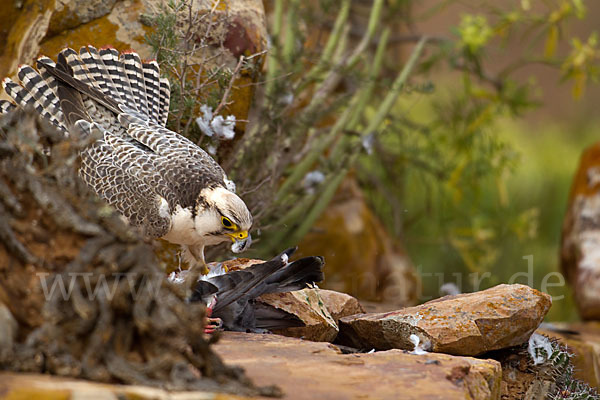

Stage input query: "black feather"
[
  {"left": 253, "top": 302, "right": 305, "bottom": 329},
  {"left": 37, "top": 55, "right": 121, "bottom": 126},
  {"left": 190, "top": 248, "right": 325, "bottom": 332}
]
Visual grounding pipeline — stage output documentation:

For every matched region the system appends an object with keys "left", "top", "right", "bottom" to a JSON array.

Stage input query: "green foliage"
[
  {"left": 562, "top": 32, "right": 600, "bottom": 98},
  {"left": 352, "top": 0, "right": 600, "bottom": 310},
  {"left": 144, "top": 0, "right": 600, "bottom": 313},
  {"left": 456, "top": 15, "right": 494, "bottom": 54},
  {"left": 142, "top": 0, "right": 257, "bottom": 143},
  {"left": 227, "top": 0, "right": 430, "bottom": 255}
]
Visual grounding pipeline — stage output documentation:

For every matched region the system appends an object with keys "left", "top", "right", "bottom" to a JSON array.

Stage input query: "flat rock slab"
[
  {"left": 213, "top": 332, "right": 501, "bottom": 400},
  {"left": 0, "top": 372, "right": 250, "bottom": 399},
  {"left": 339, "top": 284, "right": 552, "bottom": 356}
]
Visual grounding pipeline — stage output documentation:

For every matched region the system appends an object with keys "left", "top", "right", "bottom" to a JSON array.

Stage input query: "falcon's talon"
[
  {"left": 204, "top": 317, "right": 223, "bottom": 334},
  {"left": 199, "top": 263, "right": 210, "bottom": 276}
]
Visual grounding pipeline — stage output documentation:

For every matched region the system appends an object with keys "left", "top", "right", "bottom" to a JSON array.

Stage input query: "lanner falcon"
[{"left": 0, "top": 46, "right": 253, "bottom": 271}]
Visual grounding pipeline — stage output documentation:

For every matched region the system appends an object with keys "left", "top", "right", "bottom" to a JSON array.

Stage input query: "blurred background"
[
  {"left": 379, "top": 0, "right": 600, "bottom": 320},
  {"left": 1, "top": 0, "right": 599, "bottom": 321},
  {"left": 392, "top": 0, "right": 600, "bottom": 320}
]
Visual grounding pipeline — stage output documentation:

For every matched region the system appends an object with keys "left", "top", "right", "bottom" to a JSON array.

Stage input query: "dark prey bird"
[{"left": 189, "top": 248, "right": 324, "bottom": 333}]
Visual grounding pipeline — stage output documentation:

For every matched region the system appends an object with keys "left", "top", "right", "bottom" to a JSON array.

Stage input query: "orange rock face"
[
  {"left": 317, "top": 289, "right": 365, "bottom": 323},
  {"left": 0, "top": 0, "right": 54, "bottom": 80},
  {"left": 561, "top": 142, "right": 600, "bottom": 320},
  {"left": 339, "top": 284, "right": 552, "bottom": 356},
  {"left": 213, "top": 332, "right": 502, "bottom": 400},
  {"left": 0, "top": 0, "right": 267, "bottom": 138}
]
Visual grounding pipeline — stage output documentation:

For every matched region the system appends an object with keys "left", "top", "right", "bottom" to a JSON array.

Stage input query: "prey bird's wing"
[
  {"left": 252, "top": 302, "right": 305, "bottom": 330},
  {"left": 191, "top": 247, "right": 325, "bottom": 315},
  {"left": 209, "top": 248, "right": 298, "bottom": 313}
]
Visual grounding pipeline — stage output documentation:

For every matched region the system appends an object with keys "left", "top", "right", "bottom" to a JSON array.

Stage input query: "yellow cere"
[{"left": 226, "top": 230, "right": 249, "bottom": 242}]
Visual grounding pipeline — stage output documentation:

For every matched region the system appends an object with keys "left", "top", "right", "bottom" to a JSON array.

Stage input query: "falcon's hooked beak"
[{"left": 227, "top": 230, "right": 252, "bottom": 253}]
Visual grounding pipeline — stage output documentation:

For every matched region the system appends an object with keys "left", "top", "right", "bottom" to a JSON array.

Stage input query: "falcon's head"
[{"left": 194, "top": 186, "right": 253, "bottom": 253}]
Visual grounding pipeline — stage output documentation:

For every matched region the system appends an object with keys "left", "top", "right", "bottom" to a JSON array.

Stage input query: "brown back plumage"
[{"left": 0, "top": 46, "right": 229, "bottom": 237}]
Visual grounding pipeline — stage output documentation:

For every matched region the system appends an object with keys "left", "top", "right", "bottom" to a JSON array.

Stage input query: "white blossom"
[
  {"left": 439, "top": 282, "right": 461, "bottom": 296},
  {"left": 528, "top": 333, "right": 554, "bottom": 365},
  {"left": 211, "top": 114, "right": 236, "bottom": 140},
  {"left": 361, "top": 133, "right": 374, "bottom": 155},
  {"left": 281, "top": 93, "right": 294, "bottom": 105},
  {"left": 196, "top": 105, "right": 214, "bottom": 137},
  {"left": 302, "top": 170, "right": 325, "bottom": 194},
  {"left": 195, "top": 105, "right": 236, "bottom": 140}
]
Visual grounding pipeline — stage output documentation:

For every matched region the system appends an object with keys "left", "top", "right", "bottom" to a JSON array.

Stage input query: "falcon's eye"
[{"left": 221, "top": 216, "right": 234, "bottom": 229}]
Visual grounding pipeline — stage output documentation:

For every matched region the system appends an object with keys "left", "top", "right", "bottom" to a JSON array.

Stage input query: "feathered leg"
[{"left": 182, "top": 244, "right": 209, "bottom": 275}]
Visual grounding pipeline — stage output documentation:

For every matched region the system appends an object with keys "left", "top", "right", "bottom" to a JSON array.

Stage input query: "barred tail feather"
[
  {"left": 99, "top": 47, "right": 138, "bottom": 113},
  {"left": 158, "top": 78, "right": 170, "bottom": 126},
  {"left": 0, "top": 100, "right": 16, "bottom": 114},
  {"left": 121, "top": 51, "right": 150, "bottom": 119},
  {"left": 3, "top": 77, "right": 67, "bottom": 134},
  {"left": 17, "top": 65, "right": 66, "bottom": 130},
  {"left": 81, "top": 46, "right": 122, "bottom": 101},
  {"left": 142, "top": 61, "right": 161, "bottom": 123},
  {"left": 2, "top": 46, "right": 171, "bottom": 133},
  {"left": 60, "top": 47, "right": 100, "bottom": 91},
  {"left": 36, "top": 56, "right": 59, "bottom": 90}
]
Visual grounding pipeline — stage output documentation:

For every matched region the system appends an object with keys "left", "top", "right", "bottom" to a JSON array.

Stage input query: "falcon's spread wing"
[
  {"left": 190, "top": 248, "right": 325, "bottom": 331},
  {"left": 1, "top": 46, "right": 230, "bottom": 236}
]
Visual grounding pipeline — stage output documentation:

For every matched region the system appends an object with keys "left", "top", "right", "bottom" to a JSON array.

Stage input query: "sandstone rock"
[
  {"left": 1, "top": 0, "right": 267, "bottom": 137},
  {"left": 0, "top": 372, "right": 250, "bottom": 399},
  {"left": 561, "top": 142, "right": 600, "bottom": 320},
  {"left": 0, "top": 0, "right": 54, "bottom": 80},
  {"left": 261, "top": 289, "right": 338, "bottom": 342},
  {"left": 297, "top": 178, "right": 419, "bottom": 307},
  {"left": 0, "top": 332, "right": 504, "bottom": 399},
  {"left": 40, "top": 0, "right": 152, "bottom": 60},
  {"left": 317, "top": 289, "right": 365, "bottom": 323},
  {"left": 339, "top": 284, "right": 552, "bottom": 356},
  {"left": 213, "top": 332, "right": 502, "bottom": 400}
]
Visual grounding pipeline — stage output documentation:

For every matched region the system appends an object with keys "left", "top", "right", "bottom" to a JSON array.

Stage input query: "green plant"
[
  {"left": 144, "top": 0, "right": 600, "bottom": 303},
  {"left": 527, "top": 334, "right": 599, "bottom": 399}
]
